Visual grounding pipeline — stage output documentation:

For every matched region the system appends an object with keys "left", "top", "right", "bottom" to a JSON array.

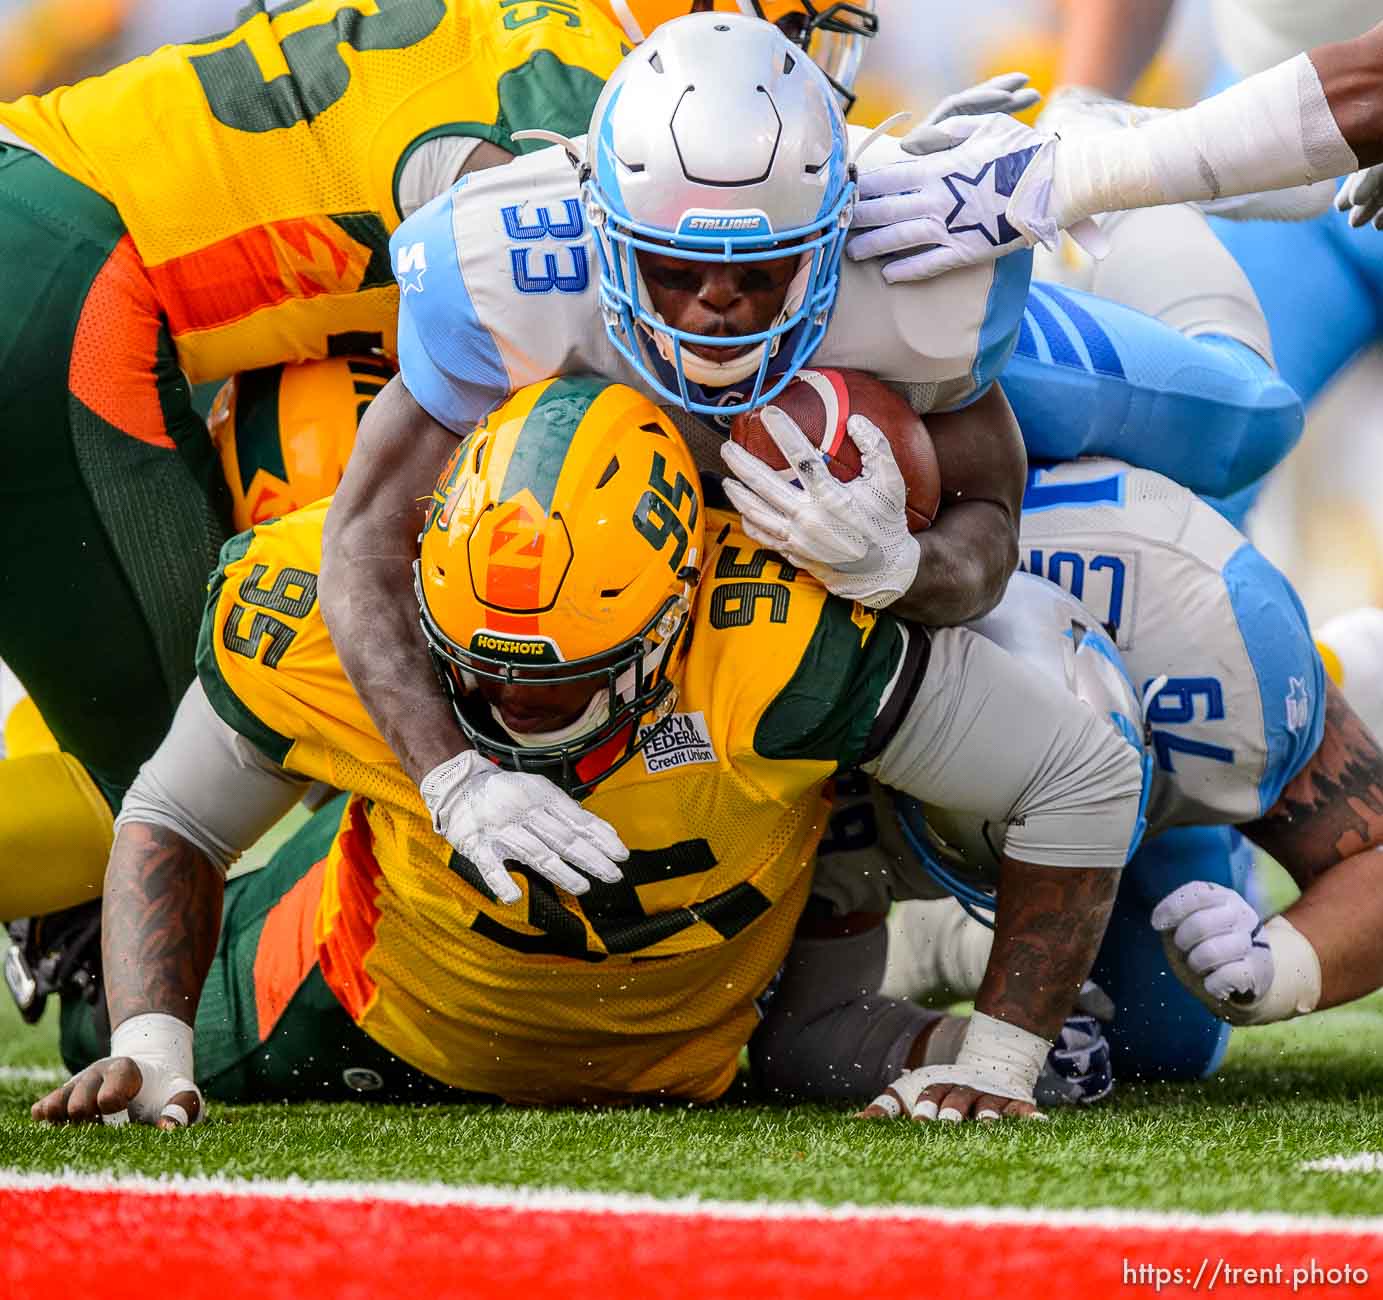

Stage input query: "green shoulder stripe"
[
  {"left": 195, "top": 529, "right": 295, "bottom": 767},
  {"left": 754, "top": 601, "right": 909, "bottom": 769}
]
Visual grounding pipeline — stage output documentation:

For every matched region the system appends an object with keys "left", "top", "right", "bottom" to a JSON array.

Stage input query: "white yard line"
[
  {"left": 1300, "top": 1153, "right": 1383, "bottom": 1174},
  {"left": 0, "top": 1065, "right": 64, "bottom": 1084},
  {"left": 1, "top": 1168, "right": 1381, "bottom": 1237}
]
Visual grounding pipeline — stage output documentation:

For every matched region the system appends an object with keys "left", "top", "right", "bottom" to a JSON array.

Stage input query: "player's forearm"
[
  {"left": 1240, "top": 680, "right": 1383, "bottom": 1011},
  {"left": 1283, "top": 849, "right": 1383, "bottom": 1010},
  {"left": 1042, "top": 53, "right": 1360, "bottom": 232},
  {"left": 320, "top": 378, "right": 468, "bottom": 785},
  {"left": 893, "top": 500, "right": 1016, "bottom": 626},
  {"left": 975, "top": 857, "right": 1120, "bottom": 1041},
  {"left": 1311, "top": 23, "right": 1383, "bottom": 167},
  {"left": 102, "top": 823, "right": 223, "bottom": 1031},
  {"left": 1058, "top": 0, "right": 1176, "bottom": 97}
]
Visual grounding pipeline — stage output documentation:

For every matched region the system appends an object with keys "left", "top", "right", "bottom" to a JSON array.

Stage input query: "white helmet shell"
[{"left": 584, "top": 12, "right": 855, "bottom": 415}]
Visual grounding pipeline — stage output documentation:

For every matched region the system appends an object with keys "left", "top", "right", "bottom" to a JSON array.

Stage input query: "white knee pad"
[
  {"left": 1084, "top": 205, "right": 1275, "bottom": 363},
  {"left": 880, "top": 897, "right": 994, "bottom": 1004}
]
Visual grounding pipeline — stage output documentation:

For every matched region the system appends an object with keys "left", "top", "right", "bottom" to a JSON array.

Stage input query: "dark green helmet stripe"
[{"left": 500, "top": 374, "right": 613, "bottom": 513}]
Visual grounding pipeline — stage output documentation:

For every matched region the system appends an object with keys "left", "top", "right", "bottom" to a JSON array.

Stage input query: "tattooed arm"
[
  {"left": 31, "top": 824, "right": 222, "bottom": 1127},
  {"left": 1239, "top": 681, "right": 1383, "bottom": 1010},
  {"left": 31, "top": 682, "right": 306, "bottom": 1126},
  {"left": 975, "top": 857, "right": 1120, "bottom": 1041}
]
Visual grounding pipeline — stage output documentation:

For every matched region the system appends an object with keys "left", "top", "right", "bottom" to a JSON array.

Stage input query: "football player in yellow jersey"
[
  {"left": 0, "top": 0, "right": 878, "bottom": 993},
  {"left": 33, "top": 377, "right": 1144, "bottom": 1124}
]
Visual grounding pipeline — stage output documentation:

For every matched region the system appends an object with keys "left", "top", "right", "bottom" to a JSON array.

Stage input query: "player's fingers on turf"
[
  {"left": 63, "top": 1067, "right": 109, "bottom": 1124},
  {"left": 975, "top": 1093, "right": 1016, "bottom": 1122},
  {"left": 931, "top": 1085, "right": 984, "bottom": 1123},
  {"left": 96, "top": 1058, "right": 143, "bottom": 1117},
  {"left": 854, "top": 1085, "right": 906, "bottom": 1120},
  {"left": 1002, "top": 1098, "right": 1044, "bottom": 1120},
  {"left": 908, "top": 1082, "right": 954, "bottom": 1121},
  {"left": 31, "top": 1074, "right": 84, "bottom": 1124},
  {"left": 156, "top": 1088, "right": 202, "bottom": 1131}
]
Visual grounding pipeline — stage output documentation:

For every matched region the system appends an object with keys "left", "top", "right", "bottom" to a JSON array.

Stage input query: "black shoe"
[{"left": 4, "top": 901, "right": 103, "bottom": 1026}]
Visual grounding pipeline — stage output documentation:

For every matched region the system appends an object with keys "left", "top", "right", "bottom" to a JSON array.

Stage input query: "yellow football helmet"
[
  {"left": 209, "top": 355, "right": 393, "bottom": 531},
  {"left": 592, "top": 0, "right": 878, "bottom": 110},
  {"left": 417, "top": 376, "right": 704, "bottom": 794}
]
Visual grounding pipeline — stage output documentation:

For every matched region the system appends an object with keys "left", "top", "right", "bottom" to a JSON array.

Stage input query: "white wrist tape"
[
  {"left": 1235, "top": 915, "right": 1323, "bottom": 1026},
  {"left": 1050, "top": 54, "right": 1358, "bottom": 228},
  {"left": 105, "top": 1012, "right": 200, "bottom": 1127},
  {"left": 955, "top": 1010, "right": 1052, "bottom": 1098}
]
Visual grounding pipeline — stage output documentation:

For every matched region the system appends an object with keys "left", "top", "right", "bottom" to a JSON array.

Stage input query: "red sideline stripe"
[{"left": 6, "top": 1184, "right": 1383, "bottom": 1300}]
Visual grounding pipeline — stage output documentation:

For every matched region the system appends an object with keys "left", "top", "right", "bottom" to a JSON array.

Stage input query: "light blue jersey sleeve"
[
  {"left": 1001, "top": 282, "right": 1304, "bottom": 498},
  {"left": 1221, "top": 543, "right": 1326, "bottom": 814},
  {"left": 391, "top": 182, "right": 512, "bottom": 435}
]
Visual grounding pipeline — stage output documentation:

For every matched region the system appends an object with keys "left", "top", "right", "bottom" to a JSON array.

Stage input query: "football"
[{"left": 728, "top": 369, "right": 942, "bottom": 532}]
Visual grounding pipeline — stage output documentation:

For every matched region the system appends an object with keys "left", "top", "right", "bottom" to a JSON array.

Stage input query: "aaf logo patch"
[
  {"left": 1286, "top": 677, "right": 1311, "bottom": 734},
  {"left": 396, "top": 241, "right": 428, "bottom": 295},
  {"left": 640, "top": 711, "right": 717, "bottom": 775}
]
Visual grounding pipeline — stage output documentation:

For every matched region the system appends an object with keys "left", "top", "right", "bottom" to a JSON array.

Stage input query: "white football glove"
[
  {"left": 1336, "top": 165, "right": 1383, "bottom": 229},
  {"left": 420, "top": 750, "right": 627, "bottom": 905},
  {"left": 846, "top": 113, "right": 1107, "bottom": 283},
  {"left": 921, "top": 71, "right": 1041, "bottom": 130},
  {"left": 720, "top": 405, "right": 920, "bottom": 609},
  {"left": 1151, "top": 880, "right": 1272, "bottom": 1009}
]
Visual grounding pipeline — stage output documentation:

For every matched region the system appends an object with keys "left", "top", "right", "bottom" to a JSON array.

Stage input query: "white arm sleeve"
[
  {"left": 115, "top": 681, "right": 309, "bottom": 875},
  {"left": 396, "top": 135, "right": 485, "bottom": 218},
  {"left": 1051, "top": 54, "right": 1358, "bottom": 228},
  {"left": 864, "top": 626, "right": 1144, "bottom": 869}
]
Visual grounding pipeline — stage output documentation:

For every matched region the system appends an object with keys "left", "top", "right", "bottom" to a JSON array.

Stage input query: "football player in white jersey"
[
  {"left": 777, "top": 460, "right": 1383, "bottom": 1118},
  {"left": 322, "top": 13, "right": 1308, "bottom": 904}
]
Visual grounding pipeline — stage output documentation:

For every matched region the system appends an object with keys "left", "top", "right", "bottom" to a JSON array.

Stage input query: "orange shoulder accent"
[
  {"left": 316, "top": 797, "right": 384, "bottom": 1023},
  {"left": 68, "top": 235, "right": 172, "bottom": 449},
  {"left": 251, "top": 856, "right": 329, "bottom": 1044}
]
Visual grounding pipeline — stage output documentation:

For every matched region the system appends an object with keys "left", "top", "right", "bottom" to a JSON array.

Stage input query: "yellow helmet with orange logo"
[
  {"left": 590, "top": 0, "right": 877, "bottom": 110},
  {"left": 416, "top": 376, "right": 704, "bottom": 794},
  {"left": 209, "top": 356, "right": 392, "bottom": 531}
]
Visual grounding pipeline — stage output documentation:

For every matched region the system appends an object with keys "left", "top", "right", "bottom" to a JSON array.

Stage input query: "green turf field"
[
  {"left": 6, "top": 847, "right": 1383, "bottom": 1217},
  {"left": 6, "top": 954, "right": 1383, "bottom": 1217}
]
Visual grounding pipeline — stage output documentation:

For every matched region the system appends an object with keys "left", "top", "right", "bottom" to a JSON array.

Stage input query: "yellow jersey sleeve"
[
  {"left": 0, "top": 0, "right": 628, "bottom": 382},
  {"left": 691, "top": 506, "right": 929, "bottom": 775},
  {"left": 195, "top": 500, "right": 393, "bottom": 778}
]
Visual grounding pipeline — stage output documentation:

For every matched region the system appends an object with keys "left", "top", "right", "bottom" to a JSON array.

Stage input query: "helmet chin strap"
[
  {"left": 640, "top": 253, "right": 814, "bottom": 389},
  {"left": 488, "top": 619, "right": 688, "bottom": 751},
  {"left": 491, "top": 687, "right": 611, "bottom": 750}
]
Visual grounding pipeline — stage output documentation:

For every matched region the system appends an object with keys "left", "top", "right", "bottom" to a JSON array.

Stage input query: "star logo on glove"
[{"left": 943, "top": 145, "right": 1042, "bottom": 247}]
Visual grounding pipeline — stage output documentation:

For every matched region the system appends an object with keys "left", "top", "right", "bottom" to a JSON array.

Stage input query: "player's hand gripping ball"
[{"left": 728, "top": 369, "right": 941, "bottom": 532}]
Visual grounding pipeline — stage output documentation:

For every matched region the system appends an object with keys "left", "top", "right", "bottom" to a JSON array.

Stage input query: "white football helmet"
[{"left": 582, "top": 12, "right": 855, "bottom": 416}]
